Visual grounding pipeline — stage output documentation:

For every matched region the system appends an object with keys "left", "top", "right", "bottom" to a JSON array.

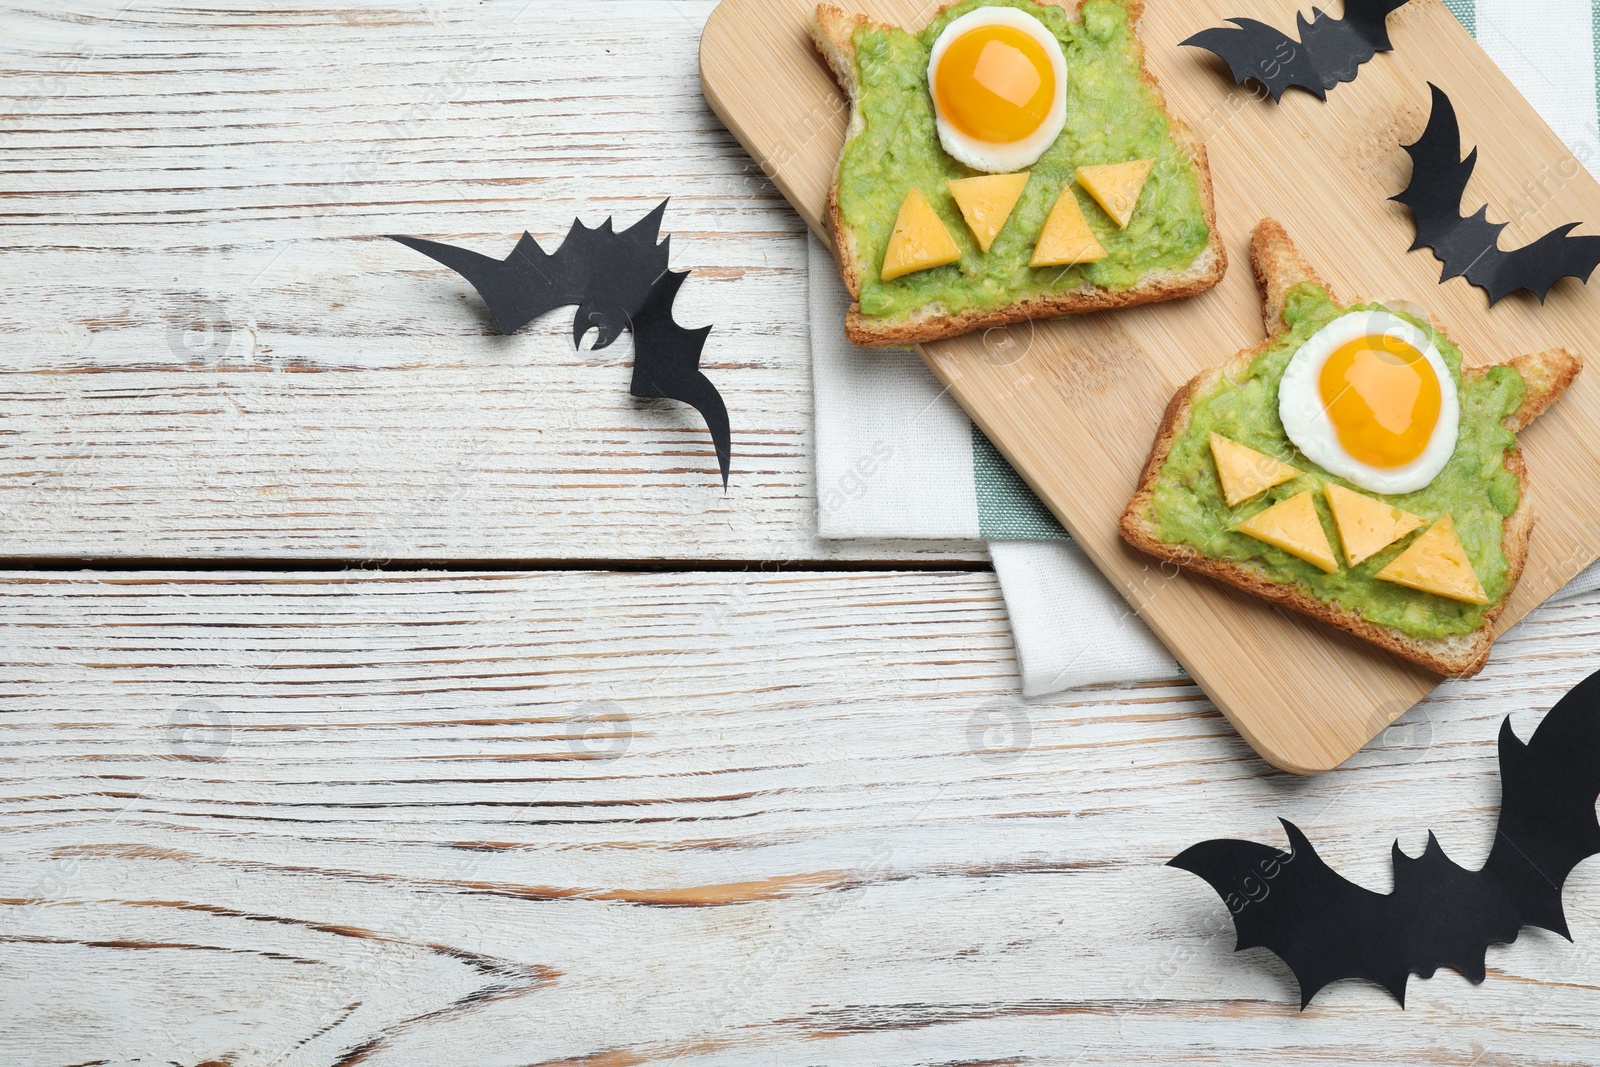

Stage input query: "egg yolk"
[
  {"left": 934, "top": 25, "right": 1055, "bottom": 144},
  {"left": 1318, "top": 334, "right": 1442, "bottom": 469}
]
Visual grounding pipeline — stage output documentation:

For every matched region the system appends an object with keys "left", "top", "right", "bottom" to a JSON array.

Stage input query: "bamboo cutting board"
[{"left": 700, "top": 0, "right": 1600, "bottom": 774}]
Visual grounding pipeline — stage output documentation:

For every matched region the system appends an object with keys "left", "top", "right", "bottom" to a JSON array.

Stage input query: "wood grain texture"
[
  {"left": 0, "top": 0, "right": 981, "bottom": 565},
  {"left": 0, "top": 569, "right": 1597, "bottom": 1066},
  {"left": 701, "top": 0, "right": 1600, "bottom": 772}
]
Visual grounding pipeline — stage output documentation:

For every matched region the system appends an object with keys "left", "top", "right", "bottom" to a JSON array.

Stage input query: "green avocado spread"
[
  {"left": 839, "top": 0, "right": 1212, "bottom": 321},
  {"left": 1148, "top": 284, "right": 1527, "bottom": 640}
]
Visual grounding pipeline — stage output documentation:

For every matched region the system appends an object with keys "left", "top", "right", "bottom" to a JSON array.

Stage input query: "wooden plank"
[
  {"left": 700, "top": 0, "right": 1600, "bottom": 772},
  {"left": 0, "top": 1, "right": 980, "bottom": 565},
  {"left": 0, "top": 569, "right": 1596, "bottom": 1064}
]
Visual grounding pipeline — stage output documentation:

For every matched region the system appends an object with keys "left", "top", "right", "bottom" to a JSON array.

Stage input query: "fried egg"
[
  {"left": 1278, "top": 310, "right": 1460, "bottom": 495},
  {"left": 928, "top": 6, "right": 1068, "bottom": 174}
]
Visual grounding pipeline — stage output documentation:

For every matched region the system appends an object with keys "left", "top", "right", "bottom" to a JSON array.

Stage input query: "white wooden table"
[{"left": 2, "top": 3, "right": 1598, "bottom": 1063}]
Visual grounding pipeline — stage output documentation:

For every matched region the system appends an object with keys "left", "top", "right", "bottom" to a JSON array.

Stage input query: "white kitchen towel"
[{"left": 811, "top": 0, "right": 1600, "bottom": 696}]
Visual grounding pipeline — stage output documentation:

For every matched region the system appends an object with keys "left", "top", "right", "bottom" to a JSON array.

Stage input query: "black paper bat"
[
  {"left": 1183, "top": 0, "right": 1409, "bottom": 101},
  {"left": 1171, "top": 668, "right": 1600, "bottom": 1008},
  {"left": 1392, "top": 84, "right": 1600, "bottom": 305},
  {"left": 628, "top": 269, "right": 729, "bottom": 485},
  {"left": 391, "top": 201, "right": 731, "bottom": 486}
]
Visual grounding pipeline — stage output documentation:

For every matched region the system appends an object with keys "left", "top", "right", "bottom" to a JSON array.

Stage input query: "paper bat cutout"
[
  {"left": 1183, "top": 0, "right": 1409, "bottom": 101},
  {"left": 628, "top": 269, "right": 729, "bottom": 485},
  {"left": 1392, "top": 84, "right": 1600, "bottom": 305},
  {"left": 1170, "top": 669, "right": 1600, "bottom": 1007},
  {"left": 391, "top": 201, "right": 731, "bottom": 486}
]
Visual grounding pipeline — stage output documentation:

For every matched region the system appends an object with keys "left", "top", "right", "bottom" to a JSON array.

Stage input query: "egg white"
[
  {"left": 1278, "top": 310, "right": 1460, "bottom": 496},
  {"left": 927, "top": 6, "right": 1069, "bottom": 174}
]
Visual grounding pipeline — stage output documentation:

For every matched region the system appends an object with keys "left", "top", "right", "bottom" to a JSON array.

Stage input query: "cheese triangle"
[
  {"left": 1324, "top": 484, "right": 1428, "bottom": 568},
  {"left": 948, "top": 173, "right": 1030, "bottom": 254},
  {"left": 1030, "top": 187, "right": 1107, "bottom": 268},
  {"left": 1209, "top": 433, "right": 1300, "bottom": 507},
  {"left": 1076, "top": 159, "right": 1155, "bottom": 228},
  {"left": 881, "top": 187, "right": 962, "bottom": 282},
  {"left": 1236, "top": 490, "right": 1340, "bottom": 574},
  {"left": 1375, "top": 514, "right": 1489, "bottom": 604}
]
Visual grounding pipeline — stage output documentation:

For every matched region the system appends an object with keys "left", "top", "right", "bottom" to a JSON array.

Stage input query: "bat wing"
[
  {"left": 1391, "top": 84, "right": 1481, "bottom": 253},
  {"left": 629, "top": 270, "right": 731, "bottom": 487},
  {"left": 1482, "top": 671, "right": 1600, "bottom": 938},
  {"left": 1480, "top": 225, "right": 1600, "bottom": 304},
  {"left": 1183, "top": 19, "right": 1326, "bottom": 101},
  {"left": 1171, "top": 820, "right": 1412, "bottom": 1006},
  {"left": 389, "top": 232, "right": 574, "bottom": 335}
]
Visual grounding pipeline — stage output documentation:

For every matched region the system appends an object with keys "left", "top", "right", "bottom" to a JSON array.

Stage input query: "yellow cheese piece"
[
  {"left": 1209, "top": 433, "right": 1300, "bottom": 507},
  {"left": 1030, "top": 187, "right": 1107, "bottom": 267},
  {"left": 1076, "top": 159, "right": 1155, "bottom": 228},
  {"left": 1324, "top": 484, "right": 1427, "bottom": 568},
  {"left": 948, "top": 173, "right": 1031, "bottom": 254},
  {"left": 881, "top": 188, "right": 962, "bottom": 282},
  {"left": 1236, "top": 490, "right": 1340, "bottom": 574},
  {"left": 1375, "top": 514, "right": 1489, "bottom": 604}
]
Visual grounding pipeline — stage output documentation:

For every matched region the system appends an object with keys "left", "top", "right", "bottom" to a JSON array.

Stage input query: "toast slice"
[
  {"left": 1120, "top": 219, "right": 1581, "bottom": 678},
  {"left": 812, "top": 0, "right": 1227, "bottom": 348}
]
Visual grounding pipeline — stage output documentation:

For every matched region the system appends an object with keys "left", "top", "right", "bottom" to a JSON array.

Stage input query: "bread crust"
[
  {"left": 811, "top": 0, "right": 1228, "bottom": 348},
  {"left": 1118, "top": 219, "right": 1582, "bottom": 678}
]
